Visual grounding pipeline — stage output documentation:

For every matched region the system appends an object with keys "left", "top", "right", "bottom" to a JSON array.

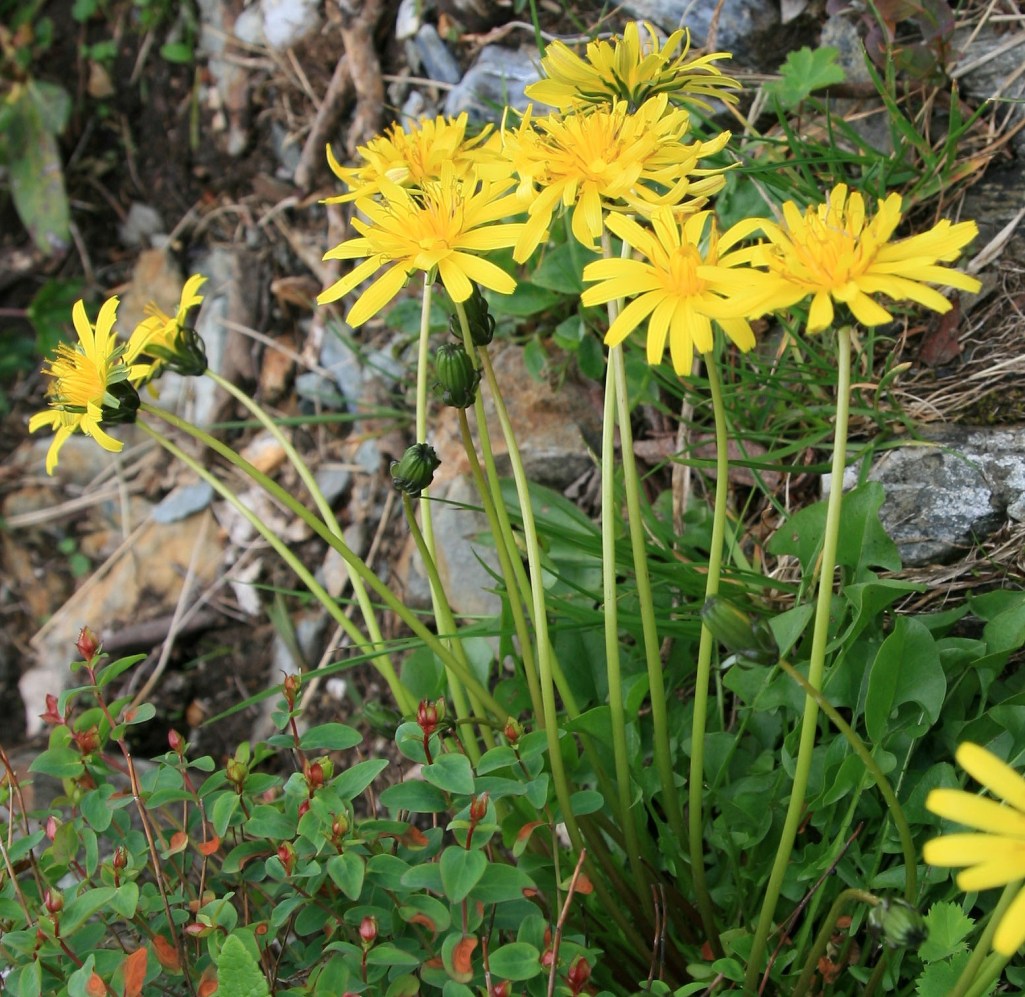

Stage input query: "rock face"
[
  {"left": 444, "top": 46, "right": 540, "bottom": 124},
  {"left": 854, "top": 425, "right": 1025, "bottom": 566}
]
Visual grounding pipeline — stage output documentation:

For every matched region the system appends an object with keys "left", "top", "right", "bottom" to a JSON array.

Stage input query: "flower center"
[{"left": 666, "top": 244, "right": 705, "bottom": 296}]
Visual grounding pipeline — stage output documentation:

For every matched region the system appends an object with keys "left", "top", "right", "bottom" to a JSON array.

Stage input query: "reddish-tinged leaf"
[
  {"left": 573, "top": 873, "right": 593, "bottom": 895},
  {"left": 85, "top": 972, "right": 107, "bottom": 996},
  {"left": 153, "top": 934, "right": 181, "bottom": 972},
  {"left": 513, "top": 821, "right": 544, "bottom": 857},
  {"left": 197, "top": 966, "right": 218, "bottom": 996},
  {"left": 409, "top": 913, "right": 437, "bottom": 931},
  {"left": 122, "top": 948, "right": 148, "bottom": 997},
  {"left": 197, "top": 836, "right": 221, "bottom": 856},
  {"left": 400, "top": 825, "right": 428, "bottom": 847},
  {"left": 452, "top": 935, "right": 477, "bottom": 978}
]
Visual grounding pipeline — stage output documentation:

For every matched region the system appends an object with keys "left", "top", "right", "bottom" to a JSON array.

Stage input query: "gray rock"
[
  {"left": 622, "top": 0, "right": 780, "bottom": 67},
  {"left": 119, "top": 202, "right": 165, "bottom": 248},
  {"left": 153, "top": 481, "right": 216, "bottom": 523},
  {"left": 396, "top": 0, "right": 427, "bottom": 41},
  {"left": 315, "top": 464, "right": 353, "bottom": 507},
  {"left": 954, "top": 27, "right": 1025, "bottom": 158},
  {"left": 262, "top": 0, "right": 321, "bottom": 51},
  {"left": 320, "top": 326, "right": 365, "bottom": 409},
  {"left": 444, "top": 46, "right": 540, "bottom": 124},
  {"left": 415, "top": 24, "right": 462, "bottom": 85},
  {"left": 295, "top": 371, "right": 348, "bottom": 409},
  {"left": 850, "top": 425, "right": 1025, "bottom": 565}
]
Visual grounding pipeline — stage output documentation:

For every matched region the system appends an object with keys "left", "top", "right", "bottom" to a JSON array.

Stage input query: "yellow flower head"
[
  {"left": 505, "top": 96, "right": 730, "bottom": 262},
  {"left": 581, "top": 208, "right": 765, "bottom": 376},
  {"left": 525, "top": 21, "right": 741, "bottom": 112},
  {"left": 924, "top": 742, "right": 1025, "bottom": 956},
  {"left": 29, "top": 295, "right": 148, "bottom": 474},
  {"left": 751, "top": 183, "right": 981, "bottom": 332},
  {"left": 325, "top": 113, "right": 508, "bottom": 202},
  {"left": 318, "top": 167, "right": 526, "bottom": 327},
  {"left": 125, "top": 273, "right": 208, "bottom": 380}
]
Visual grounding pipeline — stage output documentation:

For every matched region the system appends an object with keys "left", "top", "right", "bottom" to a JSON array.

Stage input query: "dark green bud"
[
  {"left": 433, "top": 343, "right": 481, "bottom": 408},
  {"left": 100, "top": 380, "right": 141, "bottom": 424},
  {"left": 451, "top": 283, "right": 495, "bottom": 346},
  {"left": 701, "top": 597, "right": 778, "bottom": 665},
  {"left": 391, "top": 443, "right": 441, "bottom": 496},
  {"left": 868, "top": 898, "right": 927, "bottom": 950},
  {"left": 363, "top": 701, "right": 402, "bottom": 740}
]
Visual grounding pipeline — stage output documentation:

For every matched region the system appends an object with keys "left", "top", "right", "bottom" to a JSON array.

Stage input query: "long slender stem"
[
  {"left": 139, "top": 405, "right": 505, "bottom": 719},
  {"left": 687, "top": 351, "right": 731, "bottom": 955},
  {"left": 745, "top": 326, "right": 853, "bottom": 992},
  {"left": 600, "top": 348, "right": 645, "bottom": 884},
  {"left": 204, "top": 369, "right": 395, "bottom": 681},
  {"left": 476, "top": 347, "right": 582, "bottom": 850}
]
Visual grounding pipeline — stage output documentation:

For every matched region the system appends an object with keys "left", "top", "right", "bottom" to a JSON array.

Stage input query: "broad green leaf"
[
  {"left": 765, "top": 46, "right": 845, "bottom": 110},
  {"left": 379, "top": 780, "right": 448, "bottom": 813},
  {"left": 487, "top": 941, "right": 542, "bottom": 980},
  {"left": 366, "top": 944, "right": 421, "bottom": 967},
  {"left": 422, "top": 753, "right": 475, "bottom": 795},
  {"left": 215, "top": 934, "right": 270, "bottom": 997},
  {"left": 211, "top": 791, "right": 242, "bottom": 837},
  {"left": 61, "top": 886, "right": 115, "bottom": 935},
  {"left": 244, "top": 806, "right": 295, "bottom": 839},
  {"left": 326, "top": 852, "right": 365, "bottom": 900},
  {"left": 919, "top": 902, "right": 974, "bottom": 963},
  {"left": 80, "top": 783, "right": 117, "bottom": 831},
  {"left": 299, "top": 723, "right": 362, "bottom": 751},
  {"left": 439, "top": 846, "right": 487, "bottom": 903},
  {"left": 332, "top": 758, "right": 389, "bottom": 800},
  {"left": 109, "top": 882, "right": 139, "bottom": 918},
  {"left": 29, "top": 745, "right": 82, "bottom": 779}
]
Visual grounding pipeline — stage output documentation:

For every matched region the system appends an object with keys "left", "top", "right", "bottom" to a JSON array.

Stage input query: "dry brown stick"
[
  {"left": 338, "top": 0, "right": 386, "bottom": 158},
  {"left": 294, "top": 53, "right": 354, "bottom": 192}
]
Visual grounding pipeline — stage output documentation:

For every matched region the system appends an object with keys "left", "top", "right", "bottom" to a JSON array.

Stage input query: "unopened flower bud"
[
  {"left": 390, "top": 443, "right": 441, "bottom": 497},
  {"left": 46, "top": 815, "right": 59, "bottom": 841},
  {"left": 332, "top": 814, "right": 349, "bottom": 841},
  {"left": 297, "top": 799, "right": 311, "bottom": 819},
  {"left": 76, "top": 627, "right": 100, "bottom": 661},
  {"left": 452, "top": 283, "right": 496, "bottom": 346},
  {"left": 417, "top": 700, "right": 439, "bottom": 737},
  {"left": 566, "top": 956, "right": 591, "bottom": 994},
  {"left": 701, "top": 597, "right": 778, "bottom": 665},
  {"left": 469, "top": 793, "right": 489, "bottom": 824},
  {"left": 112, "top": 846, "right": 128, "bottom": 870},
  {"left": 306, "top": 761, "right": 325, "bottom": 790},
  {"left": 277, "top": 841, "right": 296, "bottom": 875},
  {"left": 359, "top": 915, "right": 378, "bottom": 947},
  {"left": 433, "top": 343, "right": 481, "bottom": 409},
  {"left": 282, "top": 673, "right": 300, "bottom": 709},
  {"left": 868, "top": 897, "right": 927, "bottom": 949},
  {"left": 503, "top": 718, "right": 522, "bottom": 744},
  {"left": 226, "top": 756, "right": 248, "bottom": 788},
  {"left": 492, "top": 983, "right": 511, "bottom": 997},
  {"left": 168, "top": 729, "right": 185, "bottom": 755},
  {"left": 44, "top": 888, "right": 64, "bottom": 914}
]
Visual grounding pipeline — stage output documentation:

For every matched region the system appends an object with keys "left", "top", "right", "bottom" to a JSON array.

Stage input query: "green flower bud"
[
  {"left": 451, "top": 283, "right": 495, "bottom": 346},
  {"left": 700, "top": 597, "right": 778, "bottom": 665},
  {"left": 868, "top": 897, "right": 927, "bottom": 949},
  {"left": 433, "top": 343, "right": 481, "bottom": 408},
  {"left": 390, "top": 443, "right": 441, "bottom": 496}
]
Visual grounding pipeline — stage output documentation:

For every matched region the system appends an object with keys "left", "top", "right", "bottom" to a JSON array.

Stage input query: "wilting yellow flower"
[
  {"left": 924, "top": 742, "right": 1025, "bottom": 956},
  {"left": 30, "top": 295, "right": 147, "bottom": 474},
  {"left": 125, "top": 273, "right": 208, "bottom": 380},
  {"left": 325, "top": 113, "right": 508, "bottom": 201},
  {"left": 750, "top": 183, "right": 981, "bottom": 332},
  {"left": 581, "top": 208, "right": 765, "bottom": 376},
  {"left": 525, "top": 21, "right": 740, "bottom": 112},
  {"left": 505, "top": 96, "right": 729, "bottom": 262},
  {"left": 318, "top": 167, "right": 526, "bottom": 327}
]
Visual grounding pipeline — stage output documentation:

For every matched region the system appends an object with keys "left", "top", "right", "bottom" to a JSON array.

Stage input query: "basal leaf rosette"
[
  {"left": 30, "top": 295, "right": 150, "bottom": 474},
  {"left": 525, "top": 21, "right": 741, "bottom": 112},
  {"left": 748, "top": 182, "right": 981, "bottom": 332},
  {"left": 317, "top": 166, "right": 526, "bottom": 327},
  {"left": 924, "top": 742, "right": 1025, "bottom": 956}
]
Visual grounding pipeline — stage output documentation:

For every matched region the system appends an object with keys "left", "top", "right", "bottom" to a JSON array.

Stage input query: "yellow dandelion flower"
[
  {"left": 325, "top": 113, "right": 508, "bottom": 202},
  {"left": 125, "top": 273, "right": 208, "bottom": 380},
  {"left": 750, "top": 183, "right": 981, "bottom": 332},
  {"left": 525, "top": 21, "right": 741, "bottom": 112},
  {"left": 581, "top": 207, "right": 766, "bottom": 376},
  {"left": 924, "top": 742, "right": 1025, "bottom": 956},
  {"left": 318, "top": 167, "right": 526, "bottom": 327},
  {"left": 29, "top": 295, "right": 147, "bottom": 474},
  {"left": 505, "top": 96, "right": 729, "bottom": 262}
]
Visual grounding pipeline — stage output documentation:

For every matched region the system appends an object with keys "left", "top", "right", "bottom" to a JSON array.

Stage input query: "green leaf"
[
  {"left": 919, "top": 902, "right": 974, "bottom": 963},
  {"left": 865, "top": 617, "right": 945, "bottom": 743},
  {"left": 486, "top": 282, "right": 561, "bottom": 317},
  {"left": 531, "top": 241, "right": 596, "bottom": 294},
  {"left": 422, "top": 753, "right": 475, "bottom": 795},
  {"left": 379, "top": 780, "right": 448, "bottom": 813},
  {"left": 211, "top": 791, "right": 242, "bottom": 837},
  {"left": 29, "top": 745, "right": 83, "bottom": 778},
  {"left": 62, "top": 886, "right": 115, "bottom": 935},
  {"left": 160, "top": 41, "right": 195, "bottom": 63},
  {"left": 915, "top": 950, "right": 995, "bottom": 997},
  {"left": 366, "top": 943, "right": 422, "bottom": 967},
  {"left": 326, "top": 852, "right": 365, "bottom": 900},
  {"left": 439, "top": 846, "right": 487, "bottom": 903},
  {"left": 109, "top": 882, "right": 139, "bottom": 918},
  {"left": 487, "top": 942, "right": 542, "bottom": 980},
  {"left": 472, "top": 863, "right": 536, "bottom": 903},
  {"left": 299, "top": 723, "right": 362, "bottom": 751},
  {"left": 216, "top": 934, "right": 271, "bottom": 997},
  {"left": 244, "top": 805, "right": 295, "bottom": 839},
  {"left": 95, "top": 653, "right": 146, "bottom": 689},
  {"left": 332, "top": 758, "right": 389, "bottom": 800},
  {"left": 765, "top": 46, "right": 845, "bottom": 110}
]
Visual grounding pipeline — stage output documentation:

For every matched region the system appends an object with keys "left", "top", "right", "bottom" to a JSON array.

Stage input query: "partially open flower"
[{"left": 125, "top": 274, "right": 208, "bottom": 379}]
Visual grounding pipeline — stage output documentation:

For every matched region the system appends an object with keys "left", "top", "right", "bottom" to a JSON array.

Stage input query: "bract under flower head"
[
  {"left": 581, "top": 207, "right": 765, "bottom": 375},
  {"left": 325, "top": 113, "right": 508, "bottom": 202},
  {"left": 749, "top": 183, "right": 981, "bottom": 332},
  {"left": 505, "top": 96, "right": 729, "bottom": 262},
  {"left": 924, "top": 742, "right": 1025, "bottom": 956},
  {"left": 318, "top": 166, "right": 526, "bottom": 327},
  {"left": 525, "top": 21, "right": 741, "bottom": 112},
  {"left": 29, "top": 295, "right": 148, "bottom": 474},
  {"left": 125, "top": 273, "right": 208, "bottom": 379}
]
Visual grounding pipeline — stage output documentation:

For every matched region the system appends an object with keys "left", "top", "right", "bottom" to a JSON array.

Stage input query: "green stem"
[
  {"left": 139, "top": 404, "right": 505, "bottom": 719},
  {"left": 600, "top": 347, "right": 646, "bottom": 886},
  {"left": 745, "top": 325, "right": 853, "bottom": 993},
  {"left": 792, "top": 889, "right": 879, "bottom": 997},
  {"left": 775, "top": 658, "right": 916, "bottom": 900},
  {"left": 204, "top": 368, "right": 395, "bottom": 684},
  {"left": 401, "top": 494, "right": 485, "bottom": 764},
  {"left": 476, "top": 346, "right": 582, "bottom": 850},
  {"left": 949, "top": 880, "right": 1020, "bottom": 997},
  {"left": 611, "top": 345, "right": 686, "bottom": 858},
  {"left": 687, "top": 351, "right": 731, "bottom": 955}
]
